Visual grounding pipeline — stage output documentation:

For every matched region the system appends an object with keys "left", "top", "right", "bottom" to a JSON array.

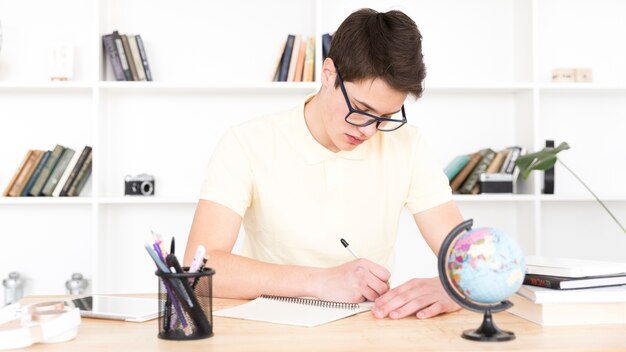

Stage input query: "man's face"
[{"left": 323, "top": 71, "right": 407, "bottom": 152}]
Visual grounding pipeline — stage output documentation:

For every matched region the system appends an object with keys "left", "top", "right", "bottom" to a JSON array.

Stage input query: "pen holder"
[{"left": 156, "top": 267, "right": 215, "bottom": 340}]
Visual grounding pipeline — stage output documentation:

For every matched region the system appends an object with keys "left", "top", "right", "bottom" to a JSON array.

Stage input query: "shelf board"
[
  {"left": 538, "top": 194, "right": 626, "bottom": 202},
  {"left": 97, "top": 197, "right": 197, "bottom": 205},
  {"left": 0, "top": 197, "right": 92, "bottom": 205},
  {"left": 0, "top": 81, "right": 93, "bottom": 92},
  {"left": 97, "top": 81, "right": 319, "bottom": 93},
  {"left": 538, "top": 83, "right": 626, "bottom": 93},
  {"left": 452, "top": 194, "right": 536, "bottom": 202},
  {"left": 425, "top": 83, "right": 533, "bottom": 94}
]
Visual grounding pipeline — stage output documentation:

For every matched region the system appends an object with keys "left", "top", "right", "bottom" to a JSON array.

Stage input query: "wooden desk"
[{"left": 17, "top": 296, "right": 626, "bottom": 351}]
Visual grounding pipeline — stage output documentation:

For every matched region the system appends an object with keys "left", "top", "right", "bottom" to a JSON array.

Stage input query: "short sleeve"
[
  {"left": 199, "top": 128, "right": 253, "bottom": 217},
  {"left": 405, "top": 130, "right": 453, "bottom": 214}
]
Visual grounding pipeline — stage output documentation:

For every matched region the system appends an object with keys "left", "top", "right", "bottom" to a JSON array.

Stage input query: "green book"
[
  {"left": 29, "top": 144, "right": 65, "bottom": 196},
  {"left": 444, "top": 154, "right": 470, "bottom": 181},
  {"left": 459, "top": 148, "right": 496, "bottom": 194},
  {"left": 41, "top": 147, "right": 75, "bottom": 196}
]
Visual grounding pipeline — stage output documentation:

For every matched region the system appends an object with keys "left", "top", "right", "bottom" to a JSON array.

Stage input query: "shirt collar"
[{"left": 295, "top": 93, "right": 371, "bottom": 164}]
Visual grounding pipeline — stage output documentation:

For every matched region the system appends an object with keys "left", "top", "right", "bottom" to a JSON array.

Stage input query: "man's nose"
[{"left": 357, "top": 123, "right": 378, "bottom": 138}]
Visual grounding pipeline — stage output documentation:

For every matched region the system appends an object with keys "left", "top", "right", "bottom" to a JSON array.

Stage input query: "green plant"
[{"left": 515, "top": 142, "right": 625, "bottom": 234}]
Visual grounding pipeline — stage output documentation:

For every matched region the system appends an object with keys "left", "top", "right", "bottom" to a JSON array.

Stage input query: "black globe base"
[{"left": 462, "top": 309, "right": 515, "bottom": 342}]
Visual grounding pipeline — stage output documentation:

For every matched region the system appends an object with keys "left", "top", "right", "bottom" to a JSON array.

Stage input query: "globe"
[{"left": 438, "top": 219, "right": 525, "bottom": 342}]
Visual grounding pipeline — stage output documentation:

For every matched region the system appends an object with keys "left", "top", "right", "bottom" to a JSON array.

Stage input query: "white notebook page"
[{"left": 214, "top": 296, "right": 374, "bottom": 327}]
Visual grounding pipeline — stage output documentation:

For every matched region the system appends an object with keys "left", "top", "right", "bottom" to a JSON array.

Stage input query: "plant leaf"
[{"left": 516, "top": 142, "right": 570, "bottom": 180}]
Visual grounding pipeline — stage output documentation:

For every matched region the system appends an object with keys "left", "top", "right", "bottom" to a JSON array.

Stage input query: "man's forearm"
[{"left": 207, "top": 250, "right": 323, "bottom": 299}]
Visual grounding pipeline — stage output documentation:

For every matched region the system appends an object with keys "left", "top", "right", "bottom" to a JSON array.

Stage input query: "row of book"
[
  {"left": 509, "top": 257, "right": 626, "bottom": 326},
  {"left": 272, "top": 34, "right": 315, "bottom": 82},
  {"left": 3, "top": 145, "right": 92, "bottom": 197},
  {"left": 444, "top": 146, "right": 525, "bottom": 194},
  {"left": 103, "top": 31, "right": 152, "bottom": 81}
]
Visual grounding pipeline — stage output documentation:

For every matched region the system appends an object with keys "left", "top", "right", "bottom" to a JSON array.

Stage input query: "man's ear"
[{"left": 321, "top": 58, "right": 336, "bottom": 88}]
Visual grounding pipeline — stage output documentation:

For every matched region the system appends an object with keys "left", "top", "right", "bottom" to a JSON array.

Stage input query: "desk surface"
[{"left": 18, "top": 295, "right": 626, "bottom": 351}]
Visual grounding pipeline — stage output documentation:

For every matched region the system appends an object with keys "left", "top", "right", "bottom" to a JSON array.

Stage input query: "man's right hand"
[{"left": 310, "top": 259, "right": 391, "bottom": 302}]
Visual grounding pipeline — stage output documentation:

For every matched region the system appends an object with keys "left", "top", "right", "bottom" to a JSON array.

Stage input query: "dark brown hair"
[{"left": 328, "top": 8, "right": 426, "bottom": 98}]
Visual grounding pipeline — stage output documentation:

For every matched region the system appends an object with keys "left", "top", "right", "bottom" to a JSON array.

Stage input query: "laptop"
[{"left": 64, "top": 295, "right": 160, "bottom": 322}]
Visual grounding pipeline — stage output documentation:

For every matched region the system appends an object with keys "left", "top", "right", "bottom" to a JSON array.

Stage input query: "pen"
[
  {"left": 170, "top": 237, "right": 175, "bottom": 255},
  {"left": 340, "top": 238, "right": 360, "bottom": 259}
]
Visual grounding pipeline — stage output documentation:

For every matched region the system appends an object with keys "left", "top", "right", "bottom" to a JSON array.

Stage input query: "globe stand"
[
  {"left": 438, "top": 219, "right": 519, "bottom": 343},
  {"left": 462, "top": 307, "right": 514, "bottom": 342}
]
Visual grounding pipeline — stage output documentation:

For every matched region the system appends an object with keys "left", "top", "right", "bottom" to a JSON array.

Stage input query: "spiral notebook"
[{"left": 214, "top": 295, "right": 374, "bottom": 327}]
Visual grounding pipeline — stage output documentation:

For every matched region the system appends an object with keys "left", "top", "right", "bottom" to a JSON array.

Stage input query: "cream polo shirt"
[{"left": 200, "top": 94, "right": 452, "bottom": 269}]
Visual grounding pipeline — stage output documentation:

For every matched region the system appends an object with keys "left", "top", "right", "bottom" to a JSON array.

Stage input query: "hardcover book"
[
  {"left": 113, "top": 31, "right": 132, "bottom": 81},
  {"left": 449, "top": 152, "right": 481, "bottom": 193},
  {"left": 286, "top": 34, "right": 301, "bottom": 82},
  {"left": 459, "top": 148, "right": 495, "bottom": 194},
  {"left": 21, "top": 150, "right": 51, "bottom": 196},
  {"left": 59, "top": 146, "right": 92, "bottom": 196},
  {"left": 443, "top": 154, "right": 470, "bottom": 181},
  {"left": 135, "top": 35, "right": 152, "bottom": 81},
  {"left": 41, "top": 147, "right": 75, "bottom": 196},
  {"left": 525, "top": 256, "right": 626, "bottom": 278},
  {"left": 120, "top": 34, "right": 139, "bottom": 81},
  {"left": 3, "top": 150, "right": 33, "bottom": 196},
  {"left": 8, "top": 150, "right": 43, "bottom": 197},
  {"left": 277, "top": 34, "right": 295, "bottom": 82},
  {"left": 523, "top": 272, "right": 626, "bottom": 290},
  {"left": 102, "top": 34, "right": 125, "bottom": 81},
  {"left": 29, "top": 144, "right": 65, "bottom": 196}
]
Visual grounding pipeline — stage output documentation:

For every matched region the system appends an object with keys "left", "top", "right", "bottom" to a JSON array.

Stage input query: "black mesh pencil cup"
[{"left": 156, "top": 267, "right": 215, "bottom": 340}]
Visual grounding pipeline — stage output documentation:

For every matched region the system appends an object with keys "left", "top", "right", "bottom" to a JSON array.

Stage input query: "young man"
[{"left": 185, "top": 8, "right": 463, "bottom": 320}]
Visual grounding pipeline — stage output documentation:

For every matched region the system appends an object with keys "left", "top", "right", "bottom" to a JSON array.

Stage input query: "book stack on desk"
[{"left": 509, "top": 256, "right": 626, "bottom": 326}]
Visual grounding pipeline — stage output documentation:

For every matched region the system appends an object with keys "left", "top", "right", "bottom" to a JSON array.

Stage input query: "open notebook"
[{"left": 214, "top": 295, "right": 374, "bottom": 327}]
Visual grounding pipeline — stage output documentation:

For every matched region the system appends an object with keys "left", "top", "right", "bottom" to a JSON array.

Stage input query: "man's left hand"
[{"left": 372, "top": 277, "right": 460, "bottom": 319}]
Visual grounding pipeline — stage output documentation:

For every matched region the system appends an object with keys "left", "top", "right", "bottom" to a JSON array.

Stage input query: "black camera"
[{"left": 124, "top": 174, "right": 155, "bottom": 196}]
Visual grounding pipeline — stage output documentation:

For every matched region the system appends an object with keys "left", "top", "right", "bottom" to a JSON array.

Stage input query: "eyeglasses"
[{"left": 335, "top": 66, "right": 407, "bottom": 132}]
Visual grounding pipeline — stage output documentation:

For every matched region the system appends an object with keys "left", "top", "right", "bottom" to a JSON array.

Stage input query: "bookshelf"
[{"left": 1, "top": 0, "right": 625, "bottom": 300}]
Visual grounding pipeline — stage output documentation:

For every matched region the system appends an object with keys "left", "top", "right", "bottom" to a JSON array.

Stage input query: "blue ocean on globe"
[{"left": 446, "top": 227, "right": 525, "bottom": 304}]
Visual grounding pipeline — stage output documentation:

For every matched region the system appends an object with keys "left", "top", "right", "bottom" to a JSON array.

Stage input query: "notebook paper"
[{"left": 214, "top": 295, "right": 374, "bottom": 327}]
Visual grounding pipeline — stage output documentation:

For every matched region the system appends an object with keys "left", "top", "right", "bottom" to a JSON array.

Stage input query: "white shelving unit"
[{"left": 1, "top": 0, "right": 625, "bottom": 300}]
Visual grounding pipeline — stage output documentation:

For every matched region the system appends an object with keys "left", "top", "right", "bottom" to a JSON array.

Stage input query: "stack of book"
[
  {"left": 102, "top": 31, "right": 152, "bottom": 81},
  {"left": 444, "top": 146, "right": 525, "bottom": 194},
  {"left": 509, "top": 256, "right": 626, "bottom": 326},
  {"left": 3, "top": 145, "right": 92, "bottom": 197},
  {"left": 271, "top": 34, "right": 315, "bottom": 82}
]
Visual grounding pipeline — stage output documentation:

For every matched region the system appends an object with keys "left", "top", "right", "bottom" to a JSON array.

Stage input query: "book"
[
  {"left": 517, "top": 284, "right": 626, "bottom": 304},
  {"left": 135, "top": 35, "right": 152, "bottom": 81},
  {"left": 321, "top": 33, "right": 332, "bottom": 60},
  {"left": 52, "top": 151, "right": 80, "bottom": 197},
  {"left": 449, "top": 152, "right": 481, "bottom": 193},
  {"left": 67, "top": 152, "right": 93, "bottom": 196},
  {"left": 293, "top": 36, "right": 307, "bottom": 82},
  {"left": 3, "top": 150, "right": 33, "bottom": 196},
  {"left": 524, "top": 272, "right": 626, "bottom": 290},
  {"left": 59, "top": 146, "right": 92, "bottom": 196},
  {"left": 41, "top": 147, "right": 75, "bottom": 196},
  {"left": 120, "top": 34, "right": 138, "bottom": 81},
  {"left": 29, "top": 144, "right": 65, "bottom": 196},
  {"left": 459, "top": 148, "right": 496, "bottom": 194},
  {"left": 214, "top": 295, "right": 373, "bottom": 327},
  {"left": 502, "top": 146, "right": 522, "bottom": 174},
  {"left": 286, "top": 34, "right": 301, "bottom": 82},
  {"left": 21, "top": 150, "right": 51, "bottom": 196},
  {"left": 525, "top": 256, "right": 626, "bottom": 278},
  {"left": 127, "top": 35, "right": 146, "bottom": 81},
  {"left": 113, "top": 31, "right": 132, "bottom": 81},
  {"left": 7, "top": 150, "right": 43, "bottom": 197},
  {"left": 443, "top": 154, "right": 470, "bottom": 181},
  {"left": 271, "top": 38, "right": 287, "bottom": 81},
  {"left": 509, "top": 293, "right": 626, "bottom": 326},
  {"left": 277, "top": 34, "right": 295, "bottom": 82},
  {"left": 302, "top": 36, "right": 315, "bottom": 82},
  {"left": 485, "top": 149, "right": 508, "bottom": 173},
  {"left": 102, "top": 33, "right": 125, "bottom": 81}
]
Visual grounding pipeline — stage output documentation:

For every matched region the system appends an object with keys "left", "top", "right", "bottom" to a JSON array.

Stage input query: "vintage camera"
[{"left": 124, "top": 174, "right": 155, "bottom": 196}]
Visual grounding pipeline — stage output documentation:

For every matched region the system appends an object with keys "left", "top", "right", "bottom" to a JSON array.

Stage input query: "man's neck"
[{"left": 303, "top": 93, "right": 338, "bottom": 152}]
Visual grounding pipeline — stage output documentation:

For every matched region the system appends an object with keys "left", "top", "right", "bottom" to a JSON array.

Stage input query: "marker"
[{"left": 340, "top": 238, "right": 360, "bottom": 259}]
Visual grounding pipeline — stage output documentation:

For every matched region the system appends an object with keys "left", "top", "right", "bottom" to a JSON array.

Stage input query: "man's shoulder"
[
  {"left": 378, "top": 123, "right": 423, "bottom": 148},
  {"left": 230, "top": 106, "right": 296, "bottom": 143}
]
